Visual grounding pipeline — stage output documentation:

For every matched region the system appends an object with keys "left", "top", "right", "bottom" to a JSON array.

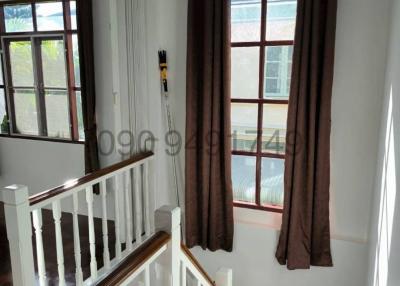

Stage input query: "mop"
[{"left": 158, "top": 50, "right": 181, "bottom": 209}]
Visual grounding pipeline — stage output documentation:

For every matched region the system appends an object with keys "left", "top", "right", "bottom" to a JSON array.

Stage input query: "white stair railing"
[
  {"left": 97, "top": 205, "right": 233, "bottom": 286},
  {"left": 1, "top": 151, "right": 155, "bottom": 286},
  {"left": 155, "top": 206, "right": 233, "bottom": 286},
  {"left": 1, "top": 150, "right": 232, "bottom": 286}
]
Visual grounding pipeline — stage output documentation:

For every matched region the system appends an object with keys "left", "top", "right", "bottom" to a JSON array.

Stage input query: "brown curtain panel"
[
  {"left": 77, "top": 0, "right": 100, "bottom": 174},
  {"left": 275, "top": 0, "right": 338, "bottom": 269},
  {"left": 185, "top": 0, "right": 234, "bottom": 251}
]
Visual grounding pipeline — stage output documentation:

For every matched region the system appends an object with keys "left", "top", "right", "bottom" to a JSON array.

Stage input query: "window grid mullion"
[
  {"left": 254, "top": 0, "right": 268, "bottom": 206},
  {"left": 2, "top": 40, "right": 17, "bottom": 134},
  {"left": 63, "top": 0, "right": 79, "bottom": 140},
  {"left": 32, "top": 37, "right": 48, "bottom": 136},
  {"left": 31, "top": 3, "right": 38, "bottom": 32}
]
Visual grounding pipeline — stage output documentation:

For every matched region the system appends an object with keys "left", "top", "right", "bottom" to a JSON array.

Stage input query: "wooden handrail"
[
  {"left": 29, "top": 151, "right": 154, "bottom": 206},
  {"left": 181, "top": 244, "right": 216, "bottom": 286},
  {"left": 96, "top": 231, "right": 171, "bottom": 286}
]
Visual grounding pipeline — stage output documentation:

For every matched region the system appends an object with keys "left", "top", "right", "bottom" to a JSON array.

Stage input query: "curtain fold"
[
  {"left": 77, "top": 0, "right": 100, "bottom": 175},
  {"left": 185, "top": 0, "right": 234, "bottom": 252},
  {"left": 275, "top": 0, "right": 338, "bottom": 269}
]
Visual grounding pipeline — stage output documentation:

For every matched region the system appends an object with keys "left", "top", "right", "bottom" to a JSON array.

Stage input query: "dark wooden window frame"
[
  {"left": 231, "top": 0, "right": 294, "bottom": 213},
  {"left": 0, "top": 0, "right": 83, "bottom": 144}
]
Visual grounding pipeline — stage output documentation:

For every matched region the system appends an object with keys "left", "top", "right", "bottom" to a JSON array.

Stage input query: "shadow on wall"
[{"left": 371, "top": 83, "right": 400, "bottom": 286}]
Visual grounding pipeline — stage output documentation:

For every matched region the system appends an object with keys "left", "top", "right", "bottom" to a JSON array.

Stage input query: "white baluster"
[
  {"left": 86, "top": 186, "right": 98, "bottom": 280},
  {"left": 52, "top": 200, "right": 66, "bottom": 286},
  {"left": 124, "top": 170, "right": 133, "bottom": 250},
  {"left": 72, "top": 193, "right": 83, "bottom": 285},
  {"left": 143, "top": 162, "right": 151, "bottom": 236},
  {"left": 216, "top": 268, "right": 233, "bottom": 286},
  {"left": 181, "top": 261, "right": 187, "bottom": 286},
  {"left": 134, "top": 167, "right": 143, "bottom": 244},
  {"left": 100, "top": 180, "right": 111, "bottom": 269},
  {"left": 197, "top": 280, "right": 201, "bottom": 286},
  {"left": 32, "top": 209, "right": 46, "bottom": 285},
  {"left": 144, "top": 264, "right": 150, "bottom": 286},
  {"left": 114, "top": 175, "right": 122, "bottom": 259}
]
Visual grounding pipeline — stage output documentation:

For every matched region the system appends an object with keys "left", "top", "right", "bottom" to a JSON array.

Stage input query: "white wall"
[
  {"left": 149, "top": 0, "right": 391, "bottom": 238},
  {"left": 367, "top": 0, "right": 400, "bottom": 285},
  {"left": 0, "top": 137, "right": 84, "bottom": 194},
  {"left": 154, "top": 0, "right": 392, "bottom": 284},
  {"left": 93, "top": 0, "right": 178, "bottom": 211},
  {"left": 2, "top": 0, "right": 389, "bottom": 283},
  {"left": 194, "top": 223, "right": 368, "bottom": 286},
  {"left": 329, "top": 0, "right": 390, "bottom": 243}
]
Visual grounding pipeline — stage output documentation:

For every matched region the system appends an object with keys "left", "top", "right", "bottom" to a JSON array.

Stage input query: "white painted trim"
[
  {"left": 180, "top": 252, "right": 212, "bottom": 286},
  {"left": 1, "top": 185, "right": 35, "bottom": 286},
  {"left": 29, "top": 155, "right": 154, "bottom": 210},
  {"left": 234, "top": 207, "right": 369, "bottom": 244}
]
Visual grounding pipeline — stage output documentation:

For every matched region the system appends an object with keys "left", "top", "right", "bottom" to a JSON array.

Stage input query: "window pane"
[
  {"left": 232, "top": 155, "right": 256, "bottom": 203},
  {"left": 45, "top": 90, "right": 70, "bottom": 138},
  {"left": 262, "top": 104, "right": 288, "bottom": 154},
  {"left": 232, "top": 103, "right": 258, "bottom": 152},
  {"left": 41, "top": 39, "right": 67, "bottom": 88},
  {"left": 231, "top": 47, "right": 259, "bottom": 99},
  {"left": 264, "top": 46, "right": 293, "bottom": 99},
  {"left": 266, "top": 0, "right": 297, "bottom": 41},
  {"left": 265, "top": 79, "right": 278, "bottom": 94},
  {"left": 4, "top": 4, "right": 34, "bottom": 33},
  {"left": 14, "top": 89, "right": 39, "bottom": 135},
  {"left": 260, "top": 158, "right": 284, "bottom": 206},
  {"left": 9, "top": 41, "right": 35, "bottom": 87},
  {"left": 36, "top": 2, "right": 64, "bottom": 31},
  {"left": 266, "top": 62, "right": 280, "bottom": 78},
  {"left": 231, "top": 0, "right": 261, "bottom": 42},
  {"left": 70, "top": 1, "right": 77, "bottom": 30},
  {"left": 72, "top": 34, "right": 81, "bottom": 87},
  {"left": 0, "top": 89, "right": 8, "bottom": 133},
  {"left": 75, "top": 91, "right": 84, "bottom": 140}
]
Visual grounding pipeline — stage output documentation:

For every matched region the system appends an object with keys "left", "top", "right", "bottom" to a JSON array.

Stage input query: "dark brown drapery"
[
  {"left": 185, "top": 0, "right": 234, "bottom": 251},
  {"left": 275, "top": 0, "right": 338, "bottom": 269},
  {"left": 77, "top": 0, "right": 100, "bottom": 174}
]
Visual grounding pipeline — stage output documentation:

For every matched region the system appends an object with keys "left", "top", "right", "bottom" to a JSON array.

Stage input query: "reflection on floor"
[{"left": 0, "top": 202, "right": 117, "bottom": 286}]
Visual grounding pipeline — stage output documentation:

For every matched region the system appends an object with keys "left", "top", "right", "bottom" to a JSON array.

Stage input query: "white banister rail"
[
  {"left": 0, "top": 150, "right": 232, "bottom": 286},
  {"left": 1, "top": 151, "right": 155, "bottom": 286}
]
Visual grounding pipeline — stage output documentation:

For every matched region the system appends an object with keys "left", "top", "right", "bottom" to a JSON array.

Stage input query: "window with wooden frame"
[
  {"left": 230, "top": 0, "right": 297, "bottom": 212},
  {"left": 0, "top": 0, "right": 84, "bottom": 143}
]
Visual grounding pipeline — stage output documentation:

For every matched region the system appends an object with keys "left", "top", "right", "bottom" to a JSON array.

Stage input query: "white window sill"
[{"left": 233, "top": 206, "right": 283, "bottom": 230}]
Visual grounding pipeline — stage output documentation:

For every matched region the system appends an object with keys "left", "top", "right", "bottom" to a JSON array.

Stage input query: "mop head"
[{"left": 158, "top": 50, "right": 168, "bottom": 93}]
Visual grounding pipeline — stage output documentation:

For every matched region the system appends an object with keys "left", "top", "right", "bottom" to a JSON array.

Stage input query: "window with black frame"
[{"left": 0, "top": 0, "right": 84, "bottom": 142}]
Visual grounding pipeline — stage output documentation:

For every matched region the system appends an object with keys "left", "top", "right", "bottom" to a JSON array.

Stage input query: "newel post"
[
  {"left": 1, "top": 185, "right": 35, "bottom": 286},
  {"left": 155, "top": 206, "right": 181, "bottom": 286},
  {"left": 216, "top": 268, "right": 233, "bottom": 286}
]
